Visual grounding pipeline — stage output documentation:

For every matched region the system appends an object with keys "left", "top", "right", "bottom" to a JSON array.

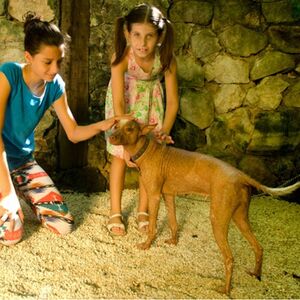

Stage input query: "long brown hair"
[{"left": 112, "top": 3, "right": 174, "bottom": 72}]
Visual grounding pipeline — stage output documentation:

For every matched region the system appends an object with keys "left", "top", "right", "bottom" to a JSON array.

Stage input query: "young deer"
[{"left": 109, "top": 119, "right": 300, "bottom": 295}]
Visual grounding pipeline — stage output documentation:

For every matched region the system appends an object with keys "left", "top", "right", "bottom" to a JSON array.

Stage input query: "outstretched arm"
[{"left": 53, "top": 93, "right": 132, "bottom": 144}]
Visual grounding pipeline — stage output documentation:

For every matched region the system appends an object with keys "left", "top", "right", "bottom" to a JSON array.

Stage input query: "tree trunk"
[{"left": 58, "top": 0, "right": 90, "bottom": 169}]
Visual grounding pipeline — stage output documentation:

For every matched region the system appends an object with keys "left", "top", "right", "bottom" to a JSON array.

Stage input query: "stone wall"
[
  {"left": 90, "top": 0, "right": 300, "bottom": 188},
  {"left": 0, "top": 0, "right": 299, "bottom": 191}
]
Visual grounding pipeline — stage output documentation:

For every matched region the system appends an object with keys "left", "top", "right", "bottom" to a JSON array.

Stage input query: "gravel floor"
[{"left": 1, "top": 189, "right": 299, "bottom": 299}]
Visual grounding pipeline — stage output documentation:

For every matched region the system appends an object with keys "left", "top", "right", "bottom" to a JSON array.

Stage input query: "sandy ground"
[{"left": 0, "top": 189, "right": 299, "bottom": 299}]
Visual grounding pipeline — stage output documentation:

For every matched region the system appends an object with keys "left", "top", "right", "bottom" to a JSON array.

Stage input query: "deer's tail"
[{"left": 244, "top": 176, "right": 300, "bottom": 196}]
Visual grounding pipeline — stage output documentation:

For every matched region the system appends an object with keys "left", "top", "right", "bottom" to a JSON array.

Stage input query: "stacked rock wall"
[{"left": 0, "top": 0, "right": 299, "bottom": 190}]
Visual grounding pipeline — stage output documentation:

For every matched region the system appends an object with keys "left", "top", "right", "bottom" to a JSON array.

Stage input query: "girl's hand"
[
  {"left": 154, "top": 130, "right": 174, "bottom": 144},
  {"left": 0, "top": 193, "right": 24, "bottom": 239},
  {"left": 0, "top": 206, "right": 24, "bottom": 226},
  {"left": 100, "top": 114, "right": 134, "bottom": 132},
  {"left": 0, "top": 193, "right": 24, "bottom": 222}
]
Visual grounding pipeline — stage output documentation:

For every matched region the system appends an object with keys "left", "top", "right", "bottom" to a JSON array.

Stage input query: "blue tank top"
[{"left": 0, "top": 62, "right": 65, "bottom": 170}]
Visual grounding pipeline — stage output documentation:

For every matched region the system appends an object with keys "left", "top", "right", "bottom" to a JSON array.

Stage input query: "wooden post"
[{"left": 58, "top": 0, "right": 90, "bottom": 169}]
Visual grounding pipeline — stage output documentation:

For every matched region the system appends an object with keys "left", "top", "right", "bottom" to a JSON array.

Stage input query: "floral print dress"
[{"left": 105, "top": 47, "right": 164, "bottom": 158}]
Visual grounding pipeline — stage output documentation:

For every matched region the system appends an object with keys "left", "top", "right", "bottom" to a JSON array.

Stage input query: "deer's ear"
[{"left": 140, "top": 123, "right": 157, "bottom": 136}]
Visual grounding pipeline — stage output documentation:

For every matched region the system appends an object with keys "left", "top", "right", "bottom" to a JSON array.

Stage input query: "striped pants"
[{"left": 0, "top": 160, "right": 74, "bottom": 245}]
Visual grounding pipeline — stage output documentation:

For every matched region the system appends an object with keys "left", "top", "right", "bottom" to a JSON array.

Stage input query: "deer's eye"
[
  {"left": 125, "top": 126, "right": 134, "bottom": 133},
  {"left": 113, "top": 123, "right": 120, "bottom": 130}
]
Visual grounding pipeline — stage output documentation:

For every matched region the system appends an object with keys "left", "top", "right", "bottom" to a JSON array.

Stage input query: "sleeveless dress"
[{"left": 105, "top": 47, "right": 165, "bottom": 158}]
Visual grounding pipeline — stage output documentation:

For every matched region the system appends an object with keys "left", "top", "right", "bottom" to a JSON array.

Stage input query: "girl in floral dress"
[{"left": 105, "top": 3, "right": 179, "bottom": 236}]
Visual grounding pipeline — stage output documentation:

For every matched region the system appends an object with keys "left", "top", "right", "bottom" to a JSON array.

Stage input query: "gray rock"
[
  {"left": 219, "top": 24, "right": 268, "bottom": 57},
  {"left": 245, "top": 76, "right": 289, "bottom": 110},
  {"left": 213, "top": 84, "right": 246, "bottom": 114},
  {"left": 228, "top": 108, "right": 254, "bottom": 152},
  {"left": 283, "top": 79, "right": 300, "bottom": 108},
  {"left": 213, "top": 0, "right": 261, "bottom": 30},
  {"left": 176, "top": 55, "right": 205, "bottom": 88},
  {"left": 206, "top": 108, "right": 254, "bottom": 152},
  {"left": 250, "top": 51, "right": 295, "bottom": 80},
  {"left": 173, "top": 23, "right": 194, "bottom": 51},
  {"left": 262, "top": 0, "right": 300, "bottom": 23},
  {"left": 204, "top": 54, "right": 249, "bottom": 83},
  {"left": 8, "top": 0, "right": 55, "bottom": 21},
  {"left": 170, "top": 0, "right": 213, "bottom": 24},
  {"left": 191, "top": 29, "right": 221, "bottom": 59},
  {"left": 268, "top": 26, "right": 300, "bottom": 54},
  {"left": 0, "top": 19, "right": 24, "bottom": 63},
  {"left": 180, "top": 88, "right": 214, "bottom": 129}
]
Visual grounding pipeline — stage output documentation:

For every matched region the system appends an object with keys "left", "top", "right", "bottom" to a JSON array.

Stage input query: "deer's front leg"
[
  {"left": 163, "top": 193, "right": 178, "bottom": 245},
  {"left": 137, "top": 193, "right": 161, "bottom": 250}
]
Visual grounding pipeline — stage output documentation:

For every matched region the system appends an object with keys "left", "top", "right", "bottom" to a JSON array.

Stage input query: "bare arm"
[
  {"left": 0, "top": 72, "right": 15, "bottom": 199},
  {"left": 154, "top": 57, "right": 179, "bottom": 144},
  {"left": 161, "top": 57, "right": 179, "bottom": 134},
  {"left": 110, "top": 53, "right": 128, "bottom": 116},
  {"left": 53, "top": 92, "right": 131, "bottom": 144},
  {"left": 54, "top": 52, "right": 130, "bottom": 144},
  {"left": 0, "top": 72, "right": 23, "bottom": 225}
]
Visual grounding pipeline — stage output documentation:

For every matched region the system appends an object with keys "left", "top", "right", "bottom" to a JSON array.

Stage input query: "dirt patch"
[{"left": 1, "top": 190, "right": 299, "bottom": 299}]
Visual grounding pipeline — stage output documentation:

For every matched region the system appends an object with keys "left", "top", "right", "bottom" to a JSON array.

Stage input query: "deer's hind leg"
[
  {"left": 232, "top": 187, "right": 263, "bottom": 280},
  {"left": 210, "top": 192, "right": 236, "bottom": 295}
]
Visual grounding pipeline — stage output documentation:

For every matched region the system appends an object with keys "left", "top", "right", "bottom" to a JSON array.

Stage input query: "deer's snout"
[{"left": 108, "top": 130, "right": 123, "bottom": 145}]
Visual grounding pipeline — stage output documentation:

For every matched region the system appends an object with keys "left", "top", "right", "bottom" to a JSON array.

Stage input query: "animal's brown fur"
[{"left": 108, "top": 120, "right": 300, "bottom": 295}]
